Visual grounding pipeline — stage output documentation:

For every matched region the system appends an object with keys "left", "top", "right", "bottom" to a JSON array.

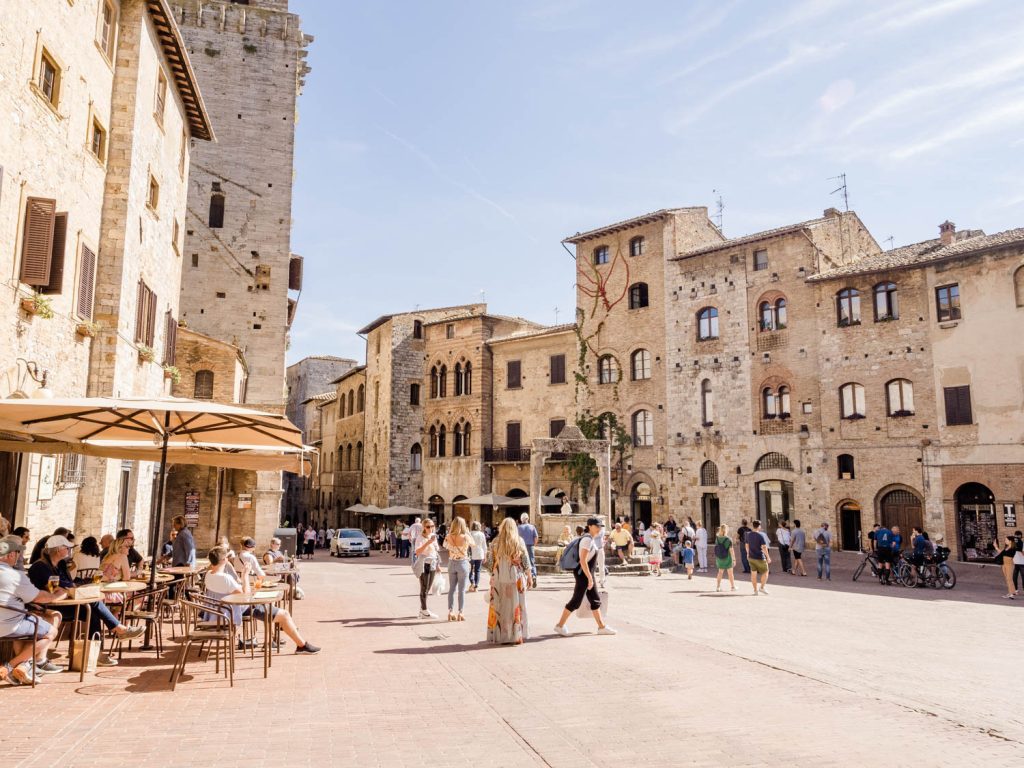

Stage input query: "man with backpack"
[
  {"left": 874, "top": 524, "right": 896, "bottom": 584},
  {"left": 791, "top": 519, "right": 807, "bottom": 576},
  {"left": 737, "top": 519, "right": 752, "bottom": 574},
  {"left": 746, "top": 520, "right": 771, "bottom": 595},
  {"left": 554, "top": 518, "right": 616, "bottom": 637},
  {"left": 814, "top": 522, "right": 832, "bottom": 581}
]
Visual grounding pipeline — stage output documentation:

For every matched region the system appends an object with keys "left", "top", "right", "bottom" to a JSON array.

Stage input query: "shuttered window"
[
  {"left": 77, "top": 245, "right": 97, "bottom": 320},
  {"left": 40, "top": 212, "right": 67, "bottom": 294},
  {"left": 549, "top": 354, "right": 566, "bottom": 385},
  {"left": 135, "top": 280, "right": 157, "bottom": 346},
  {"left": 549, "top": 419, "right": 566, "bottom": 438},
  {"left": 506, "top": 422, "right": 521, "bottom": 450},
  {"left": 943, "top": 386, "right": 972, "bottom": 426},
  {"left": 19, "top": 197, "right": 56, "bottom": 286},
  {"left": 163, "top": 310, "right": 177, "bottom": 365},
  {"left": 506, "top": 360, "right": 521, "bottom": 389}
]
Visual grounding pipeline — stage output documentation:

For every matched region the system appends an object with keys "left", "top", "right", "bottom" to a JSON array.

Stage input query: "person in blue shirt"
[
  {"left": 874, "top": 525, "right": 895, "bottom": 583},
  {"left": 517, "top": 514, "right": 539, "bottom": 584},
  {"left": 911, "top": 527, "right": 927, "bottom": 566}
]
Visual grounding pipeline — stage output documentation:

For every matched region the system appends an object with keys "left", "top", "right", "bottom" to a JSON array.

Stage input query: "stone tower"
[{"left": 173, "top": 0, "right": 311, "bottom": 407}]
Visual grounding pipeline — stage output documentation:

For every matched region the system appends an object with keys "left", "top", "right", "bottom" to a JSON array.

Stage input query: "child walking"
[
  {"left": 647, "top": 524, "right": 664, "bottom": 576},
  {"left": 682, "top": 541, "right": 696, "bottom": 579}
]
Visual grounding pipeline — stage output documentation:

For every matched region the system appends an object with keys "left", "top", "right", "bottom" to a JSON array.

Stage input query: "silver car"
[{"left": 331, "top": 528, "right": 371, "bottom": 557}]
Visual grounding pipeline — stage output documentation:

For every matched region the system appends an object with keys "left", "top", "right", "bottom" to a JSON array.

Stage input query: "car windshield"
[{"left": 339, "top": 530, "right": 365, "bottom": 539}]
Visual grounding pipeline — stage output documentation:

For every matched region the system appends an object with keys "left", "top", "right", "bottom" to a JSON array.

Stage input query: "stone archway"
[{"left": 530, "top": 425, "right": 611, "bottom": 524}]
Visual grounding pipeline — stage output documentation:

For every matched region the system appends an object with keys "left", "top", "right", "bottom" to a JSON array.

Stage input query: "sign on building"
[
  {"left": 1004, "top": 503, "right": 1017, "bottom": 528},
  {"left": 184, "top": 490, "right": 200, "bottom": 528},
  {"left": 237, "top": 493, "right": 252, "bottom": 510}
]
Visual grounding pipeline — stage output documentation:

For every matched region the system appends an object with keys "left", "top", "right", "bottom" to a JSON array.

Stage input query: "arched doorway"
[
  {"left": 878, "top": 488, "right": 923, "bottom": 535},
  {"left": 631, "top": 482, "right": 652, "bottom": 529},
  {"left": 956, "top": 482, "right": 997, "bottom": 561},
  {"left": 755, "top": 479, "right": 792, "bottom": 542},
  {"left": 505, "top": 488, "right": 528, "bottom": 521},
  {"left": 838, "top": 501, "right": 861, "bottom": 551},
  {"left": 701, "top": 493, "right": 720, "bottom": 533},
  {"left": 427, "top": 494, "right": 445, "bottom": 522},
  {"left": 452, "top": 495, "right": 470, "bottom": 523}
]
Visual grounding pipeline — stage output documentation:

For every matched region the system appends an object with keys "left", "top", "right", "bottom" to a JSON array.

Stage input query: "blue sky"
[{"left": 287, "top": 0, "right": 1024, "bottom": 364}]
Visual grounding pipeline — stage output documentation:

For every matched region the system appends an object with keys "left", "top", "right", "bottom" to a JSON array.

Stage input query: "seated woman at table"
[
  {"left": 27, "top": 535, "right": 144, "bottom": 661},
  {"left": 204, "top": 546, "right": 319, "bottom": 655},
  {"left": 99, "top": 535, "right": 134, "bottom": 604},
  {"left": 73, "top": 536, "right": 102, "bottom": 573}
]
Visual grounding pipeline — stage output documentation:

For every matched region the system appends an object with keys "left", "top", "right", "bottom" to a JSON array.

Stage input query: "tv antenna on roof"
[
  {"left": 554, "top": 306, "right": 560, "bottom": 324},
  {"left": 829, "top": 173, "right": 849, "bottom": 211},
  {"left": 884, "top": 235, "right": 895, "bottom": 251},
  {"left": 712, "top": 189, "right": 724, "bottom": 231}
]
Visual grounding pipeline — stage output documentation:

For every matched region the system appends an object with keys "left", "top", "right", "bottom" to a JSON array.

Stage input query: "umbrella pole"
[
  {"left": 142, "top": 418, "right": 170, "bottom": 650},
  {"left": 213, "top": 467, "right": 224, "bottom": 544}
]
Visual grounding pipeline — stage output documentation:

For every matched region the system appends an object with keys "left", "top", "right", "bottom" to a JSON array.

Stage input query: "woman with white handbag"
[{"left": 413, "top": 520, "right": 440, "bottom": 618}]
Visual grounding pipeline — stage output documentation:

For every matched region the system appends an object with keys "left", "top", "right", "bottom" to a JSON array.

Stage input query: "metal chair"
[
  {"left": 168, "top": 598, "right": 235, "bottom": 690},
  {"left": 115, "top": 586, "right": 168, "bottom": 659},
  {"left": 0, "top": 607, "right": 40, "bottom": 688}
]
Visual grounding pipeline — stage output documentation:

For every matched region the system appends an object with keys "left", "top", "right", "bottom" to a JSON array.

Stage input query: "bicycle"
[
  {"left": 902, "top": 553, "right": 957, "bottom": 590},
  {"left": 852, "top": 552, "right": 881, "bottom": 582}
]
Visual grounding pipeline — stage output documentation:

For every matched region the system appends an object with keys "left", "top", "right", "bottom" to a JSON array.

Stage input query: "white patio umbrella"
[{"left": 0, "top": 396, "right": 309, "bottom": 593}]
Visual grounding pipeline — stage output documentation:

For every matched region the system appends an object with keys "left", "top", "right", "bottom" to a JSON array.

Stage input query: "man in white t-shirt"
[
  {"left": 408, "top": 518, "right": 423, "bottom": 564},
  {"left": 776, "top": 520, "right": 793, "bottom": 574},
  {"left": 1, "top": 535, "right": 65, "bottom": 685},
  {"left": 695, "top": 522, "right": 709, "bottom": 573},
  {"left": 204, "top": 546, "right": 319, "bottom": 654}
]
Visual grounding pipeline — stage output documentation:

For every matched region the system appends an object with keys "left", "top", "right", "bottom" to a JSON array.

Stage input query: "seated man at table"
[
  {"left": 27, "top": 535, "right": 144, "bottom": 666},
  {"left": 204, "top": 546, "right": 319, "bottom": 655},
  {"left": 235, "top": 538, "right": 265, "bottom": 578},
  {"left": 159, "top": 529, "right": 177, "bottom": 565},
  {"left": 262, "top": 538, "right": 304, "bottom": 599},
  {"left": 1, "top": 535, "right": 66, "bottom": 684}
]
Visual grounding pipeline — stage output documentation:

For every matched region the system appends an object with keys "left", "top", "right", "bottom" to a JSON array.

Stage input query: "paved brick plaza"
[{"left": 2, "top": 552, "right": 1021, "bottom": 768}]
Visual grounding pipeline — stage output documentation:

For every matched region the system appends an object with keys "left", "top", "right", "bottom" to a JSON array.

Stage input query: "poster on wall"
[
  {"left": 1004, "top": 503, "right": 1017, "bottom": 528},
  {"left": 184, "top": 490, "right": 200, "bottom": 528},
  {"left": 237, "top": 493, "right": 252, "bottom": 510},
  {"left": 37, "top": 456, "right": 56, "bottom": 502}
]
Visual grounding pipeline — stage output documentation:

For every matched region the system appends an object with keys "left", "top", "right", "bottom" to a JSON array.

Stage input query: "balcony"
[{"left": 483, "top": 448, "right": 572, "bottom": 463}]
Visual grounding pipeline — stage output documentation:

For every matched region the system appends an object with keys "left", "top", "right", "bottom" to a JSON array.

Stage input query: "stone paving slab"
[{"left": 1, "top": 551, "right": 1022, "bottom": 768}]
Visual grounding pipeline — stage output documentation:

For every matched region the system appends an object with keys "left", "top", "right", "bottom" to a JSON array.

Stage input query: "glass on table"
[
  {"left": 92, "top": 571, "right": 103, "bottom": 584},
  {"left": 47, "top": 575, "right": 60, "bottom": 593}
]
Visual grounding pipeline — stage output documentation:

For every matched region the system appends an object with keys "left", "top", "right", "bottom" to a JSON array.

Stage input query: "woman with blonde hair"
[
  {"left": 714, "top": 524, "right": 736, "bottom": 592},
  {"left": 486, "top": 518, "right": 529, "bottom": 644},
  {"left": 100, "top": 534, "right": 133, "bottom": 603},
  {"left": 444, "top": 516, "right": 471, "bottom": 621}
]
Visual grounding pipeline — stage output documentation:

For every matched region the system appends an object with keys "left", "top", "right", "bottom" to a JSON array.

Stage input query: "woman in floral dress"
[{"left": 486, "top": 518, "right": 530, "bottom": 645}]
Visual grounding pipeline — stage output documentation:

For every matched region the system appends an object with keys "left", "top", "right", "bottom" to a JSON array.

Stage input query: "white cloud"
[
  {"left": 889, "top": 98, "right": 1024, "bottom": 159},
  {"left": 879, "top": 0, "right": 990, "bottom": 30},
  {"left": 819, "top": 79, "right": 856, "bottom": 113}
]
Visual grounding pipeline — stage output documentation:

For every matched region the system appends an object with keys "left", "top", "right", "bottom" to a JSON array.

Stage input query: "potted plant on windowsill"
[
  {"left": 20, "top": 293, "right": 54, "bottom": 319},
  {"left": 137, "top": 344, "right": 156, "bottom": 363},
  {"left": 75, "top": 320, "right": 103, "bottom": 338},
  {"left": 162, "top": 365, "right": 181, "bottom": 385}
]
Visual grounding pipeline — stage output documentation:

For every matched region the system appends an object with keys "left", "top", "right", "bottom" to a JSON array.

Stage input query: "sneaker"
[
  {"left": 35, "top": 660, "right": 64, "bottom": 675},
  {"left": 418, "top": 610, "right": 430, "bottom": 618},
  {"left": 295, "top": 642, "right": 321, "bottom": 655},
  {"left": 97, "top": 654, "right": 119, "bottom": 667},
  {"left": 716, "top": 586, "right": 721, "bottom": 592},
  {"left": 596, "top": 626, "right": 617, "bottom": 636},
  {"left": 294, "top": 587, "right": 306, "bottom": 600},
  {"left": 425, "top": 610, "right": 437, "bottom": 618},
  {"left": 12, "top": 662, "right": 38, "bottom": 685},
  {"left": 759, "top": 588, "right": 769, "bottom": 595},
  {"left": 553, "top": 625, "right": 569, "bottom": 637},
  {"left": 118, "top": 625, "right": 145, "bottom": 640}
]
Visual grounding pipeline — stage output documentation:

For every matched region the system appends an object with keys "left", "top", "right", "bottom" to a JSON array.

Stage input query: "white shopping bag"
[
  {"left": 576, "top": 590, "right": 609, "bottom": 619},
  {"left": 431, "top": 571, "right": 448, "bottom": 595}
]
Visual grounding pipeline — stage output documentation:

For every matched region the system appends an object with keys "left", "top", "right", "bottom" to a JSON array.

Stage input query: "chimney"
[
  {"left": 939, "top": 220, "right": 955, "bottom": 245},
  {"left": 823, "top": 207, "right": 841, "bottom": 218}
]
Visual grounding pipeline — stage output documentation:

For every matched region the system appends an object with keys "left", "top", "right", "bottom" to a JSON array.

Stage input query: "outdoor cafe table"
[
  {"left": 220, "top": 587, "right": 286, "bottom": 678},
  {"left": 134, "top": 571, "right": 174, "bottom": 584},
  {"left": 159, "top": 566, "right": 204, "bottom": 576},
  {"left": 47, "top": 592, "right": 94, "bottom": 682}
]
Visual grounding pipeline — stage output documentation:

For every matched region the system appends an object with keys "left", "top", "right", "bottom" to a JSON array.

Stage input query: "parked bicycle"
[
  {"left": 853, "top": 550, "right": 911, "bottom": 586},
  {"left": 901, "top": 552, "right": 957, "bottom": 590}
]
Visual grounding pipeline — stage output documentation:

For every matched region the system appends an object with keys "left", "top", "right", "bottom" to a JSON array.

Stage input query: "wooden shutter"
[
  {"left": 507, "top": 360, "right": 521, "bottom": 389},
  {"left": 506, "top": 422, "right": 521, "bottom": 450},
  {"left": 41, "top": 213, "right": 67, "bottom": 294},
  {"left": 20, "top": 197, "right": 56, "bottom": 286},
  {"left": 77, "top": 245, "right": 96, "bottom": 319},
  {"left": 146, "top": 288, "right": 157, "bottom": 347},
  {"left": 163, "top": 310, "right": 177, "bottom": 365},
  {"left": 944, "top": 386, "right": 973, "bottom": 426},
  {"left": 289, "top": 256, "right": 303, "bottom": 291},
  {"left": 135, "top": 280, "right": 146, "bottom": 342},
  {"left": 550, "top": 354, "right": 566, "bottom": 384}
]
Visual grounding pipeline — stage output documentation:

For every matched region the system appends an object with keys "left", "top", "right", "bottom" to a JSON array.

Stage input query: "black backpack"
[{"left": 714, "top": 539, "right": 729, "bottom": 559}]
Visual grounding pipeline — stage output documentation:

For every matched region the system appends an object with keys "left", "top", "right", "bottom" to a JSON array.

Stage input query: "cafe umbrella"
[{"left": 0, "top": 396, "right": 310, "bottom": 594}]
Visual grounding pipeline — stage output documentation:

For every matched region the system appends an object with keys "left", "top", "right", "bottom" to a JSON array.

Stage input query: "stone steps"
[{"left": 533, "top": 546, "right": 652, "bottom": 576}]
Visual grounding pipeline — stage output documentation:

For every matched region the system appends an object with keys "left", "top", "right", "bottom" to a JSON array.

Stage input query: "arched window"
[
  {"left": 453, "top": 424, "right": 463, "bottom": 456},
  {"left": 208, "top": 193, "right": 225, "bottom": 228},
  {"left": 775, "top": 298, "right": 787, "bottom": 328},
  {"left": 410, "top": 443, "right": 422, "bottom": 471},
  {"left": 357, "top": 385, "right": 364, "bottom": 411},
  {"left": 778, "top": 385, "right": 791, "bottom": 418},
  {"left": 631, "top": 349, "right": 651, "bottom": 381},
  {"left": 410, "top": 383, "right": 420, "bottom": 406},
  {"left": 837, "top": 453, "right": 855, "bottom": 479},
  {"left": 697, "top": 307, "right": 719, "bottom": 340},
  {"left": 840, "top": 382, "right": 866, "bottom": 419},
  {"left": 1015, "top": 266, "right": 1024, "bottom": 307},
  {"left": 438, "top": 425, "right": 447, "bottom": 457},
  {"left": 631, "top": 409, "right": 653, "bottom": 446},
  {"left": 836, "top": 288, "right": 861, "bottom": 326},
  {"left": 700, "top": 460, "right": 719, "bottom": 486},
  {"left": 759, "top": 301, "right": 774, "bottom": 331},
  {"left": 413, "top": 320, "right": 424, "bottom": 339},
  {"left": 629, "top": 282, "right": 649, "bottom": 309},
  {"left": 700, "top": 379, "right": 713, "bottom": 426},
  {"left": 463, "top": 362, "right": 472, "bottom": 395},
  {"left": 886, "top": 379, "right": 915, "bottom": 416},
  {"left": 874, "top": 282, "right": 899, "bottom": 321},
  {"left": 345, "top": 444, "right": 353, "bottom": 470},
  {"left": 755, "top": 452, "right": 793, "bottom": 472},
  {"left": 463, "top": 423, "right": 472, "bottom": 456},
  {"left": 336, "top": 445, "right": 343, "bottom": 470},
  {"left": 428, "top": 426, "right": 437, "bottom": 457},
  {"left": 438, "top": 365, "right": 447, "bottom": 398},
  {"left": 762, "top": 387, "right": 777, "bottom": 418},
  {"left": 347, "top": 390, "right": 355, "bottom": 417},
  {"left": 430, "top": 366, "right": 438, "bottom": 399},
  {"left": 454, "top": 363, "right": 463, "bottom": 396},
  {"left": 593, "top": 245, "right": 608, "bottom": 265},
  {"left": 597, "top": 355, "right": 618, "bottom": 385},
  {"left": 193, "top": 370, "right": 214, "bottom": 399},
  {"left": 356, "top": 441, "right": 363, "bottom": 469},
  {"left": 629, "top": 236, "right": 645, "bottom": 256}
]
